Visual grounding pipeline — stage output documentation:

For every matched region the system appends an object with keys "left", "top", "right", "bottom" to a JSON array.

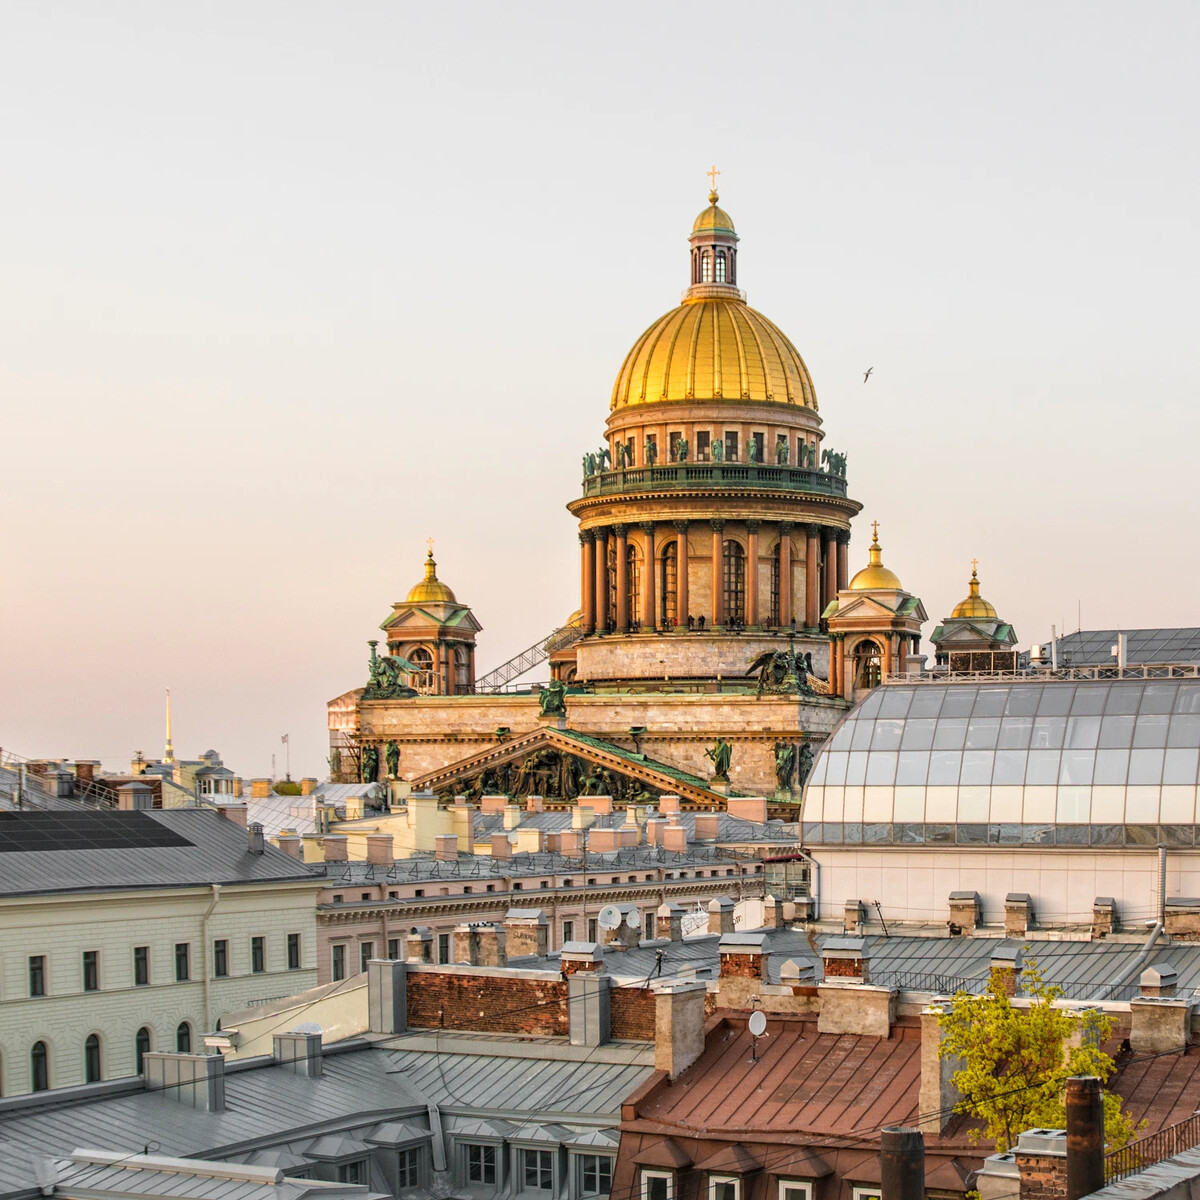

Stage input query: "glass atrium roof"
[
  {"left": 803, "top": 678, "right": 1200, "bottom": 848},
  {"left": 1039, "top": 628, "right": 1200, "bottom": 667}
]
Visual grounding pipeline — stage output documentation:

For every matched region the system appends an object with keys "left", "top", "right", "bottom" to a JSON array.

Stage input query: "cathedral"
[{"left": 327, "top": 184, "right": 1012, "bottom": 809}]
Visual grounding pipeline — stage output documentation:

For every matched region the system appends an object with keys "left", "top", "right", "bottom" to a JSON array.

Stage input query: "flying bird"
[{"left": 863, "top": 367, "right": 874, "bottom": 383}]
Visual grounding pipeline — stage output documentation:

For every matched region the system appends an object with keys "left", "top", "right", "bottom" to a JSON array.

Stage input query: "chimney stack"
[
  {"left": 322, "top": 833, "right": 348, "bottom": 862},
  {"left": 434, "top": 834, "right": 458, "bottom": 861},
  {"left": 880, "top": 1128, "right": 925, "bottom": 1200},
  {"left": 707, "top": 896, "right": 735, "bottom": 936},
  {"left": 366, "top": 833, "right": 394, "bottom": 865},
  {"left": 657, "top": 902, "right": 685, "bottom": 942},
  {"left": 273, "top": 1030, "right": 323, "bottom": 1078},
  {"left": 248, "top": 822, "right": 265, "bottom": 855},
  {"left": 276, "top": 832, "right": 303, "bottom": 860},
  {"left": 1005, "top": 893, "right": 1035, "bottom": 937},
  {"left": 1065, "top": 1076, "right": 1104, "bottom": 1200}
]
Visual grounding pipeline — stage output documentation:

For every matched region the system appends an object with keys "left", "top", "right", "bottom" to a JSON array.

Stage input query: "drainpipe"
[
  {"left": 1159, "top": 844, "right": 1168, "bottom": 925},
  {"left": 1099, "top": 919, "right": 1162, "bottom": 999},
  {"left": 201, "top": 884, "right": 222, "bottom": 1028}
]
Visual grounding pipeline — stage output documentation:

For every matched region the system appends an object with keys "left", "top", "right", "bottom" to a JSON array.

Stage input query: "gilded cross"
[
  {"left": 707, "top": 164, "right": 721, "bottom": 192},
  {"left": 427, "top": 537, "right": 434, "bottom": 555},
  {"left": 871, "top": 520, "right": 879, "bottom": 539},
  {"left": 971, "top": 557, "right": 979, "bottom": 574}
]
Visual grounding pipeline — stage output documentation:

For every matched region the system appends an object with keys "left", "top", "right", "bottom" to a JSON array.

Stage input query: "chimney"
[
  {"left": 707, "top": 896, "right": 735, "bottom": 935},
  {"left": 561, "top": 943, "right": 606, "bottom": 975},
  {"left": 948, "top": 891, "right": 980, "bottom": 936},
  {"left": 990, "top": 945, "right": 1023, "bottom": 996},
  {"left": 143, "top": 1052, "right": 226, "bottom": 1111},
  {"left": 719, "top": 932, "right": 766, "bottom": 979},
  {"left": 762, "top": 894, "right": 785, "bottom": 929},
  {"left": 322, "top": 834, "right": 348, "bottom": 862},
  {"left": 1091, "top": 898, "right": 1115, "bottom": 940},
  {"left": 503, "top": 804, "right": 522, "bottom": 830},
  {"left": 1014, "top": 1130, "right": 1067, "bottom": 1200},
  {"left": 1065, "top": 1076, "right": 1103, "bottom": 1200},
  {"left": 844, "top": 899, "right": 866, "bottom": 934},
  {"left": 117, "top": 782, "right": 154, "bottom": 811},
  {"left": 490, "top": 832, "right": 512, "bottom": 859},
  {"left": 822, "top": 935, "right": 870, "bottom": 983},
  {"left": 273, "top": 1030, "right": 323, "bottom": 1078},
  {"left": 572, "top": 805, "right": 597, "bottom": 830},
  {"left": 367, "top": 959, "right": 407, "bottom": 1035},
  {"left": 645, "top": 817, "right": 666, "bottom": 846},
  {"left": 587, "top": 829, "right": 619, "bottom": 853},
  {"left": 276, "top": 832, "right": 303, "bottom": 860},
  {"left": 662, "top": 825, "right": 688, "bottom": 853},
  {"left": 1140, "top": 965, "right": 1178, "bottom": 997},
  {"left": 526, "top": 795, "right": 544, "bottom": 812},
  {"left": 481, "top": 794, "right": 509, "bottom": 814},
  {"left": 1005, "top": 893, "right": 1034, "bottom": 937},
  {"left": 918, "top": 1003, "right": 962, "bottom": 1133},
  {"left": 778, "top": 958, "right": 814, "bottom": 990},
  {"left": 726, "top": 796, "right": 767, "bottom": 823},
  {"left": 654, "top": 982, "right": 707, "bottom": 1079},
  {"left": 504, "top": 908, "right": 549, "bottom": 957},
  {"left": 453, "top": 923, "right": 507, "bottom": 967},
  {"left": 1129, "top": 994, "right": 1190, "bottom": 1054},
  {"left": 248, "top": 822, "right": 265, "bottom": 855},
  {"left": 300, "top": 777, "right": 318, "bottom": 796},
  {"left": 694, "top": 813, "right": 720, "bottom": 840},
  {"left": 880, "top": 1128, "right": 925, "bottom": 1200},
  {"left": 301, "top": 834, "right": 326, "bottom": 862},
  {"left": 568, "top": 968, "right": 612, "bottom": 1046},
  {"left": 659, "top": 794, "right": 681, "bottom": 814},
  {"left": 215, "top": 800, "right": 248, "bottom": 827},
  {"left": 558, "top": 829, "right": 582, "bottom": 856},
  {"left": 657, "top": 902, "right": 685, "bottom": 941},
  {"left": 406, "top": 926, "right": 433, "bottom": 962},
  {"left": 250, "top": 778, "right": 272, "bottom": 799},
  {"left": 434, "top": 834, "right": 458, "bottom": 861},
  {"left": 366, "top": 833, "right": 394, "bottom": 864},
  {"left": 587, "top": 794, "right": 613, "bottom": 814}
]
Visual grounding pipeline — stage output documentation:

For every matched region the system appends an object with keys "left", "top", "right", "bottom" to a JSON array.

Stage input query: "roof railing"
[{"left": 886, "top": 663, "right": 1200, "bottom": 685}]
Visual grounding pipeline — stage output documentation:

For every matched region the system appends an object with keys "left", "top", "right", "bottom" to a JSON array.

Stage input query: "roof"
[
  {"left": 0, "top": 809, "right": 320, "bottom": 898},
  {"left": 1043, "top": 629, "right": 1200, "bottom": 667}
]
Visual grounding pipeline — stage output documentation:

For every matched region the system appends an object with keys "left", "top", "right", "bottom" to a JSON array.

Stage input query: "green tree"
[{"left": 936, "top": 956, "right": 1143, "bottom": 1152}]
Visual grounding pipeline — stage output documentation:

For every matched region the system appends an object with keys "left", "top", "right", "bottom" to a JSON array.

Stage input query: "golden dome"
[
  {"left": 406, "top": 547, "right": 457, "bottom": 604},
  {"left": 849, "top": 526, "right": 903, "bottom": 591},
  {"left": 611, "top": 297, "right": 817, "bottom": 410},
  {"left": 951, "top": 565, "right": 998, "bottom": 619},
  {"left": 692, "top": 191, "right": 736, "bottom": 234}
]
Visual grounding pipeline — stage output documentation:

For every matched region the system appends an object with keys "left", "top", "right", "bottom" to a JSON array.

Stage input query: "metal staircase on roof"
[{"left": 472, "top": 618, "right": 583, "bottom": 693}]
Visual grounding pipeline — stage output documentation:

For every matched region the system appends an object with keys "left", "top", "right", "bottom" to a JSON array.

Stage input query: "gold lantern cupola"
[
  {"left": 848, "top": 524, "right": 903, "bottom": 591},
  {"left": 951, "top": 562, "right": 998, "bottom": 620},
  {"left": 406, "top": 543, "right": 457, "bottom": 604},
  {"left": 686, "top": 167, "right": 741, "bottom": 301}
]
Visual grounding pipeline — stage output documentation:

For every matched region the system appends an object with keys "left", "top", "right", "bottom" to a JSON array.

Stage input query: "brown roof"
[
  {"left": 1113, "top": 1044, "right": 1200, "bottom": 1131},
  {"left": 634, "top": 1015, "right": 923, "bottom": 1137}
]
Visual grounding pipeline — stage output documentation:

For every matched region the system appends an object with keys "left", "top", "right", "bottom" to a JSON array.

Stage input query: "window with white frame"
[
  {"left": 523, "top": 1149, "right": 554, "bottom": 1191},
  {"left": 709, "top": 1176, "right": 740, "bottom": 1200},
  {"left": 851, "top": 1189, "right": 881, "bottom": 1200},
  {"left": 397, "top": 1148, "right": 420, "bottom": 1190},
  {"left": 778, "top": 1182, "right": 814, "bottom": 1200},
  {"left": 579, "top": 1155, "right": 613, "bottom": 1196},
  {"left": 641, "top": 1171, "right": 673, "bottom": 1200},
  {"left": 466, "top": 1144, "right": 497, "bottom": 1186}
]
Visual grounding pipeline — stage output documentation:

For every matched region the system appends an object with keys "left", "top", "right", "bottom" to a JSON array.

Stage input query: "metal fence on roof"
[{"left": 1106, "top": 1112, "right": 1200, "bottom": 1183}]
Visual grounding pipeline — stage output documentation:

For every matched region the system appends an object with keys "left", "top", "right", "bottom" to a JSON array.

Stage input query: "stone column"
[
  {"left": 594, "top": 528, "right": 610, "bottom": 632},
  {"left": 838, "top": 636, "right": 847, "bottom": 698},
  {"left": 674, "top": 521, "right": 689, "bottom": 630},
  {"left": 805, "top": 524, "right": 821, "bottom": 628},
  {"left": 613, "top": 525, "right": 629, "bottom": 633},
  {"left": 837, "top": 530, "right": 850, "bottom": 592},
  {"left": 778, "top": 522, "right": 793, "bottom": 627},
  {"left": 581, "top": 532, "right": 596, "bottom": 634},
  {"left": 745, "top": 521, "right": 760, "bottom": 628},
  {"left": 710, "top": 519, "right": 725, "bottom": 627},
  {"left": 822, "top": 528, "right": 837, "bottom": 611},
  {"left": 641, "top": 523, "right": 656, "bottom": 630}
]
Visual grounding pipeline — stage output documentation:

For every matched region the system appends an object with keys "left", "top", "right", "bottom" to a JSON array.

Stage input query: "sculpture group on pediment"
[{"left": 451, "top": 748, "right": 661, "bottom": 806}]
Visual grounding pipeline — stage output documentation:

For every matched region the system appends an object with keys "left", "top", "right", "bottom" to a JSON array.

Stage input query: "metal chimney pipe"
[
  {"left": 1066, "top": 1076, "right": 1104, "bottom": 1200},
  {"left": 880, "top": 1127, "right": 924, "bottom": 1200}
]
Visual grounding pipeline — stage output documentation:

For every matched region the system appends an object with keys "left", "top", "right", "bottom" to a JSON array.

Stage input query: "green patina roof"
[
  {"left": 822, "top": 599, "right": 840, "bottom": 619},
  {"left": 896, "top": 596, "right": 923, "bottom": 616}
]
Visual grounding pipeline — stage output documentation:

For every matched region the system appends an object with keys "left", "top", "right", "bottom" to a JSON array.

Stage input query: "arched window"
[
  {"left": 853, "top": 639, "right": 883, "bottom": 691},
  {"left": 30, "top": 1041, "right": 48, "bottom": 1093},
  {"left": 715, "top": 250, "right": 727, "bottom": 282},
  {"left": 625, "top": 544, "right": 641, "bottom": 629},
  {"left": 660, "top": 543, "right": 678, "bottom": 628},
  {"left": 701, "top": 251, "right": 713, "bottom": 282},
  {"left": 135, "top": 1026, "right": 151, "bottom": 1072},
  {"left": 454, "top": 646, "right": 470, "bottom": 693},
  {"left": 409, "top": 647, "right": 434, "bottom": 693},
  {"left": 723, "top": 541, "right": 746, "bottom": 625},
  {"left": 84, "top": 1034, "right": 101, "bottom": 1084},
  {"left": 769, "top": 544, "right": 781, "bottom": 626},
  {"left": 176, "top": 1022, "right": 191, "bottom": 1053}
]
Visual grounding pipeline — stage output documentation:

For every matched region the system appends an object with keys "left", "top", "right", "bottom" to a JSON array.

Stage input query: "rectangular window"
[
  {"left": 725, "top": 431, "right": 739, "bottom": 461},
  {"left": 668, "top": 431, "right": 682, "bottom": 461},
  {"left": 851, "top": 1190, "right": 881, "bottom": 1200},
  {"left": 360, "top": 941, "right": 374, "bottom": 973},
  {"left": 562, "top": 920, "right": 574, "bottom": 944},
  {"left": 467, "top": 1144, "right": 497, "bottom": 1185},
  {"left": 29, "top": 955, "right": 46, "bottom": 997},
  {"left": 287, "top": 932, "right": 301, "bottom": 970},
  {"left": 710, "top": 1178, "right": 739, "bottom": 1200},
  {"left": 581, "top": 1155, "right": 613, "bottom": 1196},
  {"left": 134, "top": 945, "right": 149, "bottom": 986},
  {"left": 752, "top": 432, "right": 764, "bottom": 462},
  {"left": 646, "top": 434, "right": 658, "bottom": 464},
  {"left": 523, "top": 1149, "right": 553, "bottom": 1191},
  {"left": 332, "top": 944, "right": 346, "bottom": 981},
  {"left": 251, "top": 936, "right": 266, "bottom": 974},
  {"left": 213, "top": 939, "right": 228, "bottom": 978},
  {"left": 414, "top": 889, "right": 423, "bottom": 898},
  {"left": 388, "top": 938, "right": 401, "bottom": 960},
  {"left": 438, "top": 933, "right": 451, "bottom": 964},
  {"left": 779, "top": 1183, "right": 813, "bottom": 1200},
  {"left": 175, "top": 942, "right": 190, "bottom": 981},
  {"left": 642, "top": 1172, "right": 673, "bottom": 1200},
  {"left": 82, "top": 950, "right": 99, "bottom": 992},
  {"left": 645, "top": 912, "right": 656, "bottom": 939},
  {"left": 588, "top": 918, "right": 598, "bottom": 942},
  {"left": 397, "top": 1148, "right": 420, "bottom": 1190},
  {"left": 696, "top": 430, "right": 711, "bottom": 460},
  {"left": 337, "top": 1161, "right": 367, "bottom": 1186},
  {"left": 625, "top": 437, "right": 635, "bottom": 467}
]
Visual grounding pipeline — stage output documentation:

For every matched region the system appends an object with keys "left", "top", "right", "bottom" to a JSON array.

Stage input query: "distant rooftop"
[{"left": 1041, "top": 628, "right": 1200, "bottom": 667}]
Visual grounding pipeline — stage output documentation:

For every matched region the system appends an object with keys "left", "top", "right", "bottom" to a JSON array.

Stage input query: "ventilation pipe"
[{"left": 1099, "top": 919, "right": 1162, "bottom": 999}]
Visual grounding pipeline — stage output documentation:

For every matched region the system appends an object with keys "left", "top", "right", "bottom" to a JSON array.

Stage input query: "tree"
[{"left": 936, "top": 956, "right": 1143, "bottom": 1152}]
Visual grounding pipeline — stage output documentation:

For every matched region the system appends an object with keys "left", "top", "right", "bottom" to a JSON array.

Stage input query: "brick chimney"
[
  {"left": 505, "top": 908, "right": 549, "bottom": 957},
  {"left": 659, "top": 794, "right": 681, "bottom": 814},
  {"left": 434, "top": 834, "right": 458, "bottom": 861},
  {"left": 250, "top": 778, "right": 272, "bottom": 799},
  {"left": 657, "top": 902, "right": 685, "bottom": 941},
  {"left": 1140, "top": 965, "right": 1178, "bottom": 997},
  {"left": 726, "top": 796, "right": 767, "bottom": 823},
  {"left": 406, "top": 927, "right": 433, "bottom": 962},
  {"left": 948, "top": 891, "right": 980, "bottom": 936},
  {"left": 1091, "top": 898, "right": 1115, "bottom": 940},
  {"left": 452, "top": 923, "right": 507, "bottom": 967},
  {"left": 117, "top": 781, "right": 154, "bottom": 811},
  {"left": 481, "top": 795, "right": 508, "bottom": 814},
  {"left": 645, "top": 817, "right": 666, "bottom": 846},
  {"left": 300, "top": 777, "right": 318, "bottom": 796},
  {"left": 587, "top": 794, "right": 613, "bottom": 815},
  {"left": 822, "top": 935, "right": 869, "bottom": 983},
  {"left": 662, "top": 825, "right": 688, "bottom": 853},
  {"left": 561, "top": 943, "right": 606, "bottom": 975},
  {"left": 1005, "top": 893, "right": 1035, "bottom": 937},
  {"left": 990, "top": 945, "right": 1023, "bottom": 996},
  {"left": 844, "top": 899, "right": 866, "bottom": 934},
  {"left": 719, "top": 932, "right": 766, "bottom": 979},
  {"left": 558, "top": 829, "right": 582, "bottom": 856},
  {"left": 1130, "top": 994, "right": 1190, "bottom": 1054},
  {"left": 694, "top": 813, "right": 720, "bottom": 840},
  {"left": 526, "top": 795, "right": 545, "bottom": 812},
  {"left": 276, "top": 832, "right": 303, "bottom": 860},
  {"left": 503, "top": 804, "right": 522, "bottom": 830},
  {"left": 490, "top": 832, "right": 512, "bottom": 860},
  {"left": 1013, "top": 1129, "right": 1066, "bottom": 1200},
  {"left": 572, "top": 805, "right": 597, "bottom": 830},
  {"left": 366, "top": 833, "right": 394, "bottom": 864},
  {"left": 587, "top": 828, "right": 619, "bottom": 853},
  {"left": 322, "top": 834, "right": 348, "bottom": 862},
  {"left": 762, "top": 894, "right": 785, "bottom": 929},
  {"left": 918, "top": 1003, "right": 962, "bottom": 1133},
  {"left": 601, "top": 906, "right": 641, "bottom": 951},
  {"left": 707, "top": 896, "right": 735, "bottom": 935}
]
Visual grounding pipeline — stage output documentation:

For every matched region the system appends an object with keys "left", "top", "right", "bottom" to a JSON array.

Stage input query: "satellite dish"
[
  {"left": 597, "top": 905, "right": 622, "bottom": 930},
  {"left": 748, "top": 1011, "right": 767, "bottom": 1037},
  {"left": 625, "top": 907, "right": 642, "bottom": 931}
]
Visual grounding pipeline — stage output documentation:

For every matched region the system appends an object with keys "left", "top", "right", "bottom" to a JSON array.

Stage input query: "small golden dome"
[
  {"left": 406, "top": 547, "right": 457, "bottom": 604},
  {"left": 611, "top": 297, "right": 816, "bottom": 410},
  {"left": 849, "top": 526, "right": 903, "bottom": 591},
  {"left": 692, "top": 191, "right": 736, "bottom": 234},
  {"left": 951, "top": 565, "right": 997, "bottom": 619}
]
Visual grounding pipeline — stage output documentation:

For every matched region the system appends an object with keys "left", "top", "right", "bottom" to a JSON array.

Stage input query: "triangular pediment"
[
  {"left": 381, "top": 604, "right": 482, "bottom": 635},
  {"left": 830, "top": 593, "right": 901, "bottom": 620}
]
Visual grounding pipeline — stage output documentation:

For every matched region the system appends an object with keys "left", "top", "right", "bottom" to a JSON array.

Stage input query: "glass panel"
[
  {"left": 824, "top": 753, "right": 848, "bottom": 785},
  {"left": 1059, "top": 750, "right": 1095, "bottom": 785},
  {"left": 1037, "top": 686, "right": 1075, "bottom": 715},
  {"left": 1134, "top": 714, "right": 1169, "bottom": 748},
  {"left": 1099, "top": 714, "right": 1135, "bottom": 748},
  {"left": 878, "top": 689, "right": 913, "bottom": 718},
  {"left": 909, "top": 689, "right": 946, "bottom": 718},
  {"left": 893, "top": 788, "right": 924, "bottom": 821},
  {"left": 802, "top": 823, "right": 820, "bottom": 843},
  {"left": 1090, "top": 825, "right": 1122, "bottom": 845},
  {"left": 925, "top": 824, "right": 954, "bottom": 843},
  {"left": 1066, "top": 716, "right": 1101, "bottom": 748},
  {"left": 1003, "top": 686, "right": 1042, "bottom": 716},
  {"left": 928, "top": 751, "right": 962, "bottom": 786},
  {"left": 997, "top": 717, "right": 1033, "bottom": 749},
  {"left": 1055, "top": 824, "right": 1088, "bottom": 844},
  {"left": 851, "top": 721, "right": 874, "bottom": 750},
  {"left": 821, "top": 823, "right": 843, "bottom": 842},
  {"left": 866, "top": 753, "right": 898, "bottom": 785},
  {"left": 828, "top": 723, "right": 856, "bottom": 752},
  {"left": 856, "top": 690, "right": 885, "bottom": 719},
  {"left": 900, "top": 720, "right": 936, "bottom": 750},
  {"left": 961, "top": 751, "right": 994, "bottom": 785},
  {"left": 843, "top": 822, "right": 863, "bottom": 843},
  {"left": 1069, "top": 686, "right": 1108, "bottom": 715},
  {"left": 1056, "top": 788, "right": 1091, "bottom": 823},
  {"left": 991, "top": 823, "right": 1022, "bottom": 844},
  {"left": 1125, "top": 824, "right": 1160, "bottom": 846},
  {"left": 1129, "top": 749, "right": 1164, "bottom": 785},
  {"left": 965, "top": 718, "right": 1001, "bottom": 749},
  {"left": 864, "top": 823, "right": 893, "bottom": 843},
  {"left": 807, "top": 755, "right": 828, "bottom": 786},
  {"left": 1022, "top": 824, "right": 1055, "bottom": 844},
  {"left": 1030, "top": 717, "right": 1066, "bottom": 749},
  {"left": 896, "top": 823, "right": 925, "bottom": 843},
  {"left": 933, "top": 719, "right": 968, "bottom": 750},
  {"left": 1168, "top": 713, "right": 1200, "bottom": 747},
  {"left": 1162, "top": 825, "right": 1195, "bottom": 846},
  {"left": 957, "top": 824, "right": 987, "bottom": 844},
  {"left": 993, "top": 750, "right": 1028, "bottom": 785},
  {"left": 870, "top": 720, "right": 904, "bottom": 751},
  {"left": 1140, "top": 684, "right": 1178, "bottom": 714},
  {"left": 896, "top": 752, "right": 929, "bottom": 785},
  {"left": 1175, "top": 686, "right": 1200, "bottom": 714},
  {"left": 957, "top": 787, "right": 990, "bottom": 821},
  {"left": 846, "top": 753, "right": 868, "bottom": 786},
  {"left": 941, "top": 688, "right": 978, "bottom": 717},
  {"left": 1093, "top": 749, "right": 1129, "bottom": 785},
  {"left": 1026, "top": 751, "right": 1061, "bottom": 785},
  {"left": 1105, "top": 684, "right": 1142, "bottom": 714},
  {"left": 1164, "top": 748, "right": 1199, "bottom": 785},
  {"left": 1161, "top": 786, "right": 1194, "bottom": 822},
  {"left": 973, "top": 688, "right": 1008, "bottom": 716}
]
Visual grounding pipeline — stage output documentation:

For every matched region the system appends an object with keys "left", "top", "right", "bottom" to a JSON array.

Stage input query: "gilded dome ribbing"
[
  {"left": 849, "top": 528, "right": 903, "bottom": 591},
  {"left": 692, "top": 191, "right": 736, "bottom": 235},
  {"left": 407, "top": 549, "right": 457, "bottom": 604},
  {"left": 951, "top": 567, "right": 997, "bottom": 619}
]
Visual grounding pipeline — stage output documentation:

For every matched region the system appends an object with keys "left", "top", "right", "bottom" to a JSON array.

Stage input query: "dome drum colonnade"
[{"left": 568, "top": 188, "right": 861, "bottom": 655}]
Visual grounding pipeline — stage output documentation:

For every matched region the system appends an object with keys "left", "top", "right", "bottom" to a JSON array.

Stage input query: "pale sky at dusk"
[{"left": 1, "top": 2, "right": 1197, "bottom": 779}]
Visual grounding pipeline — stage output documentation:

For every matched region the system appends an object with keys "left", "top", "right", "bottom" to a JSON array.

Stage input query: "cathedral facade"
[{"left": 328, "top": 187, "right": 895, "bottom": 807}]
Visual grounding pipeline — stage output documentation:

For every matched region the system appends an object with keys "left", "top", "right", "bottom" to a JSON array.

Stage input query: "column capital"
[
  {"left": 710, "top": 518, "right": 726, "bottom": 532},
  {"left": 580, "top": 530, "right": 595, "bottom": 544},
  {"left": 806, "top": 523, "right": 822, "bottom": 540},
  {"left": 612, "top": 523, "right": 628, "bottom": 537},
  {"left": 745, "top": 520, "right": 760, "bottom": 533},
  {"left": 639, "top": 521, "right": 656, "bottom": 536},
  {"left": 673, "top": 520, "right": 689, "bottom": 534},
  {"left": 594, "top": 526, "right": 609, "bottom": 541},
  {"left": 837, "top": 529, "right": 851, "bottom": 545},
  {"left": 779, "top": 521, "right": 794, "bottom": 536}
]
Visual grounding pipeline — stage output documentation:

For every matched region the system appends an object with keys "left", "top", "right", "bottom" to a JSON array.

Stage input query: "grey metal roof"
[
  {"left": 472, "top": 809, "right": 798, "bottom": 843},
  {"left": 1041, "top": 628, "right": 1200, "bottom": 667},
  {"left": 0, "top": 809, "right": 320, "bottom": 897}
]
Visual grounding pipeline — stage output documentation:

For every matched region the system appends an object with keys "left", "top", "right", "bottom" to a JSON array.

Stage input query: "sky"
[{"left": 1, "top": 2, "right": 1197, "bottom": 779}]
